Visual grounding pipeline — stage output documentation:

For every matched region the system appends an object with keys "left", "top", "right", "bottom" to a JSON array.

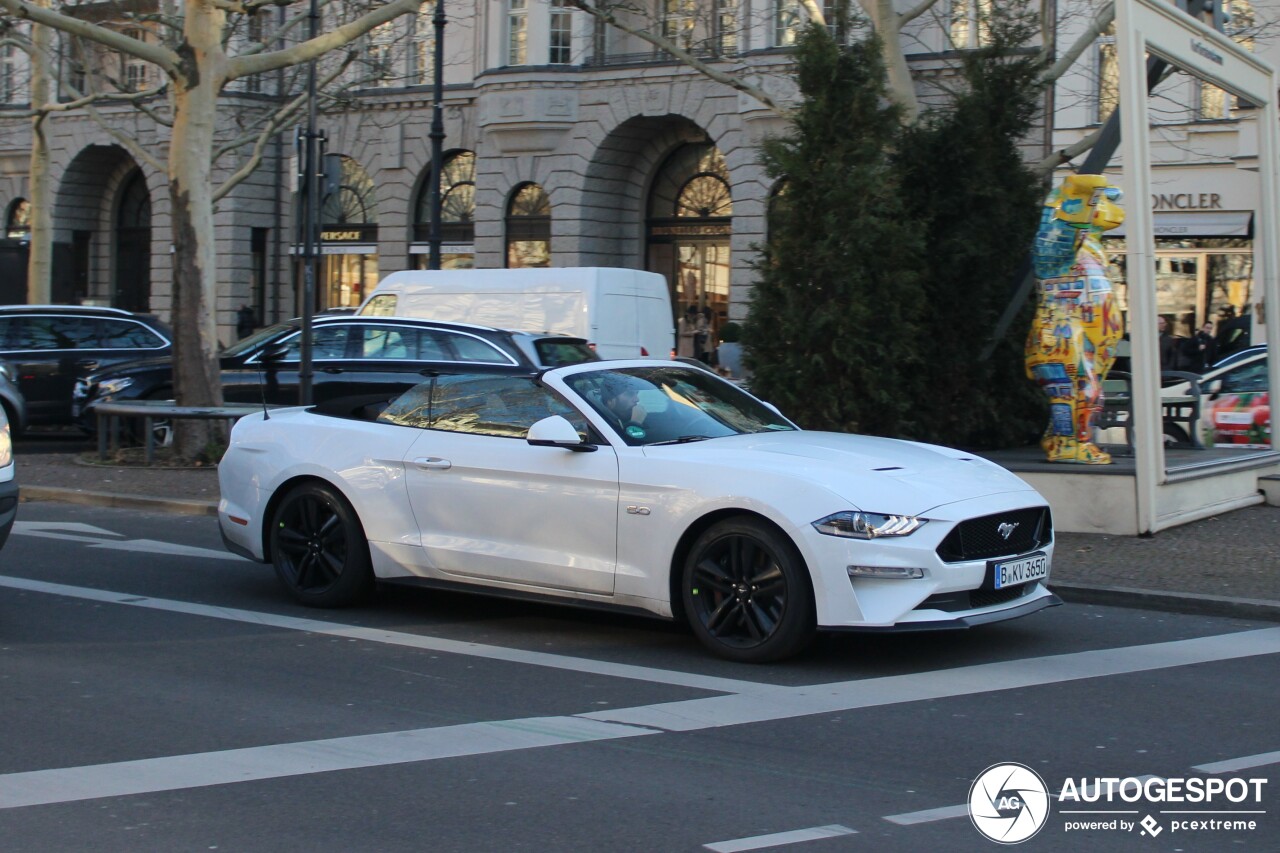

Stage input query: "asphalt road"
[{"left": 1, "top": 502, "right": 1277, "bottom": 852}]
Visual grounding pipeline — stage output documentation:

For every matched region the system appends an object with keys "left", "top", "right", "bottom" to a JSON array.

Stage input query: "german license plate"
[{"left": 991, "top": 552, "right": 1049, "bottom": 589}]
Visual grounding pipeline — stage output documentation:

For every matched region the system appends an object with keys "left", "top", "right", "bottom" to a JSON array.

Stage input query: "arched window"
[
  {"left": 322, "top": 156, "right": 377, "bottom": 226},
  {"left": 646, "top": 143, "right": 733, "bottom": 350},
  {"left": 318, "top": 156, "right": 378, "bottom": 309},
  {"left": 5, "top": 198, "right": 30, "bottom": 239},
  {"left": 505, "top": 183, "right": 551, "bottom": 268},
  {"left": 413, "top": 150, "right": 475, "bottom": 269}
]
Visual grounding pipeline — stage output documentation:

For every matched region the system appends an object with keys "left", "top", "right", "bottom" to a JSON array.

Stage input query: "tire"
[
  {"left": 681, "top": 517, "right": 815, "bottom": 663},
  {"left": 269, "top": 481, "right": 374, "bottom": 607},
  {"left": 1163, "top": 423, "right": 1192, "bottom": 447},
  {"left": 119, "top": 391, "right": 175, "bottom": 448}
]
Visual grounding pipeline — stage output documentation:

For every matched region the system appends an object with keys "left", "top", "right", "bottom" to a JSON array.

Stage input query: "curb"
[
  {"left": 1052, "top": 582, "right": 1280, "bottom": 623},
  {"left": 20, "top": 486, "right": 218, "bottom": 517}
]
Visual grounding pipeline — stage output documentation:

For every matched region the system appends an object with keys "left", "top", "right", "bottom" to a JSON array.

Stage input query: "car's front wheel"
[
  {"left": 682, "top": 517, "right": 815, "bottom": 663},
  {"left": 269, "top": 481, "right": 373, "bottom": 607}
]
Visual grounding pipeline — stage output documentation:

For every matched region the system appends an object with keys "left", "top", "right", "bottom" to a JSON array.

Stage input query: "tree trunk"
[
  {"left": 26, "top": 10, "right": 52, "bottom": 303},
  {"left": 168, "top": 4, "right": 228, "bottom": 460},
  {"left": 865, "top": 0, "right": 919, "bottom": 123}
]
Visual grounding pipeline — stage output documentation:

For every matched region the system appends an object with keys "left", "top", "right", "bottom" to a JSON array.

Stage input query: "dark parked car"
[
  {"left": 73, "top": 315, "right": 597, "bottom": 427},
  {"left": 0, "top": 305, "right": 172, "bottom": 426},
  {"left": 0, "top": 363, "right": 27, "bottom": 436},
  {"left": 0, "top": 401, "right": 16, "bottom": 551}
]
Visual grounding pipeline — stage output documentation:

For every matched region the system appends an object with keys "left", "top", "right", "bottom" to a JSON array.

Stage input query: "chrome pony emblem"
[{"left": 997, "top": 522, "right": 1019, "bottom": 540}]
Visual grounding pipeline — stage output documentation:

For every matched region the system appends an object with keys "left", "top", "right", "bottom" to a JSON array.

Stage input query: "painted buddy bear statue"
[{"left": 1025, "top": 174, "right": 1126, "bottom": 464}]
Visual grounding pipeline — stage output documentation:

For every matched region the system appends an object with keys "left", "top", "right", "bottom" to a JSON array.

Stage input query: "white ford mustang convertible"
[{"left": 219, "top": 361, "right": 1059, "bottom": 662}]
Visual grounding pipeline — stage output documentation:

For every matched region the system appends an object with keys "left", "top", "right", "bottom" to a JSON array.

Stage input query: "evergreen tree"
[
  {"left": 895, "top": 12, "right": 1048, "bottom": 448},
  {"left": 744, "top": 25, "right": 927, "bottom": 437}
]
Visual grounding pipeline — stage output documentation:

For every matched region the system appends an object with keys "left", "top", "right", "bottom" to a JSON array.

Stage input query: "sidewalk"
[{"left": 15, "top": 444, "right": 1280, "bottom": 622}]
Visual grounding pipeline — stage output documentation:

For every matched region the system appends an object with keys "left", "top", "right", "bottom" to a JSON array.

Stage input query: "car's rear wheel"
[
  {"left": 269, "top": 481, "right": 373, "bottom": 607},
  {"left": 682, "top": 517, "right": 815, "bottom": 663}
]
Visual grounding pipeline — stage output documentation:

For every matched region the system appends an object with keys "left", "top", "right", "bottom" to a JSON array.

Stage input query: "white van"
[{"left": 357, "top": 267, "right": 674, "bottom": 360}]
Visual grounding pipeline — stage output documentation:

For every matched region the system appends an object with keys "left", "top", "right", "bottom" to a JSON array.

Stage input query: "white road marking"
[
  {"left": 0, "top": 576, "right": 773, "bottom": 695},
  {"left": 703, "top": 825, "right": 856, "bottom": 852},
  {"left": 11, "top": 520, "right": 124, "bottom": 538},
  {"left": 87, "top": 538, "right": 244, "bottom": 561},
  {"left": 580, "top": 629, "right": 1280, "bottom": 731},
  {"left": 2, "top": 575, "right": 1278, "bottom": 811},
  {"left": 1193, "top": 751, "right": 1280, "bottom": 774},
  {"left": 883, "top": 804, "right": 969, "bottom": 825},
  {"left": 10, "top": 521, "right": 238, "bottom": 561},
  {"left": 0, "top": 716, "right": 657, "bottom": 809}
]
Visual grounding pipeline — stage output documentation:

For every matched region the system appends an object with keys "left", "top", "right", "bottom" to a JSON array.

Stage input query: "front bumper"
[
  {"left": 801, "top": 494, "right": 1057, "bottom": 630},
  {"left": 0, "top": 476, "right": 18, "bottom": 551}
]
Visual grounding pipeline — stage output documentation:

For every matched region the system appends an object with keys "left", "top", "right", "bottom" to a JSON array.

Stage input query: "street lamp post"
[
  {"left": 427, "top": 0, "right": 447, "bottom": 270},
  {"left": 298, "top": 0, "right": 324, "bottom": 404}
]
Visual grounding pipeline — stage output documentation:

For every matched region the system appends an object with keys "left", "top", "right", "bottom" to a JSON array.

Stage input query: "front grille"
[
  {"left": 936, "top": 507, "right": 1052, "bottom": 563},
  {"left": 916, "top": 583, "right": 1034, "bottom": 613}
]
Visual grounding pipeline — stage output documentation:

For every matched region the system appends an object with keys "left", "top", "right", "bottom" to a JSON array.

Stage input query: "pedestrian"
[
  {"left": 1181, "top": 321, "right": 1218, "bottom": 372},
  {"left": 1157, "top": 315, "right": 1178, "bottom": 374},
  {"left": 694, "top": 306, "right": 711, "bottom": 364},
  {"left": 236, "top": 304, "right": 256, "bottom": 340},
  {"left": 676, "top": 305, "right": 698, "bottom": 359}
]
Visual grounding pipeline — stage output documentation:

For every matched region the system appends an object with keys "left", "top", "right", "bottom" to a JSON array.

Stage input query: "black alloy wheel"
[
  {"left": 269, "top": 481, "right": 373, "bottom": 607},
  {"left": 682, "top": 517, "right": 815, "bottom": 663}
]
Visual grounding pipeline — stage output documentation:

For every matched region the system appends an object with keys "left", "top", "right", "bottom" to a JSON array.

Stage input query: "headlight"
[
  {"left": 96, "top": 377, "right": 135, "bottom": 397},
  {"left": 812, "top": 511, "right": 927, "bottom": 539},
  {"left": 0, "top": 416, "right": 11, "bottom": 468}
]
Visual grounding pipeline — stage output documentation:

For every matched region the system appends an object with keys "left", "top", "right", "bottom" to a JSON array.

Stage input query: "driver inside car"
[{"left": 599, "top": 374, "right": 648, "bottom": 434}]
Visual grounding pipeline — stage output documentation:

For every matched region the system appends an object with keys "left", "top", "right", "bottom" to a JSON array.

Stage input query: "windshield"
[
  {"left": 223, "top": 322, "right": 293, "bottom": 357},
  {"left": 565, "top": 366, "right": 796, "bottom": 446}
]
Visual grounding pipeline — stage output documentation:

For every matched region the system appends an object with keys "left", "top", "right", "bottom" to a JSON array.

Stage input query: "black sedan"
[{"left": 73, "top": 315, "right": 593, "bottom": 427}]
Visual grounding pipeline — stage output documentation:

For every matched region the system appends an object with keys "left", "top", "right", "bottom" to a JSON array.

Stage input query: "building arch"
[
  {"left": 411, "top": 149, "right": 476, "bottom": 269},
  {"left": 316, "top": 154, "right": 379, "bottom": 308},
  {"left": 505, "top": 182, "right": 551, "bottom": 268},
  {"left": 645, "top": 140, "right": 733, "bottom": 333},
  {"left": 53, "top": 145, "right": 154, "bottom": 309}
]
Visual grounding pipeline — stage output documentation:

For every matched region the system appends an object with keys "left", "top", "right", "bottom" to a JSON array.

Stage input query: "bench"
[
  {"left": 1099, "top": 370, "right": 1205, "bottom": 452},
  {"left": 94, "top": 400, "right": 270, "bottom": 464}
]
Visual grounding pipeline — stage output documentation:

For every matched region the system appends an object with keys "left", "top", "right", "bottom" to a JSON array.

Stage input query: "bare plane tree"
[{"left": 0, "top": 0, "right": 426, "bottom": 458}]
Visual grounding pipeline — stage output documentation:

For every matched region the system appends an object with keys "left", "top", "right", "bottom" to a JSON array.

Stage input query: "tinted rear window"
[
  {"left": 100, "top": 319, "right": 166, "bottom": 349},
  {"left": 534, "top": 339, "right": 598, "bottom": 367}
]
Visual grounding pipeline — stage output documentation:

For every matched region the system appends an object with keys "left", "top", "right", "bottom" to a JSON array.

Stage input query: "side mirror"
[
  {"left": 260, "top": 343, "right": 290, "bottom": 363},
  {"left": 527, "top": 415, "right": 596, "bottom": 452},
  {"left": 1206, "top": 378, "right": 1223, "bottom": 398}
]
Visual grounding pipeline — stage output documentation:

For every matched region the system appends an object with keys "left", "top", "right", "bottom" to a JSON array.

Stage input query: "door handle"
[
  {"left": 76, "top": 359, "right": 99, "bottom": 370},
  {"left": 413, "top": 457, "right": 451, "bottom": 470}
]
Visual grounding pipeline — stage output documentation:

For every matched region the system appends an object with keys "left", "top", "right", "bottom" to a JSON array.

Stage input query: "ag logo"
[{"left": 969, "top": 762, "right": 1050, "bottom": 844}]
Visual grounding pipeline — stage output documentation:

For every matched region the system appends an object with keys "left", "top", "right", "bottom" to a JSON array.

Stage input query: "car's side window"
[
  {"left": 0, "top": 318, "right": 11, "bottom": 348},
  {"left": 361, "top": 326, "right": 415, "bottom": 360},
  {"left": 12, "top": 316, "right": 100, "bottom": 350},
  {"left": 1219, "top": 360, "right": 1268, "bottom": 394},
  {"left": 440, "top": 332, "right": 514, "bottom": 364},
  {"left": 279, "top": 326, "right": 350, "bottom": 360},
  {"left": 378, "top": 376, "right": 586, "bottom": 439},
  {"left": 101, "top": 319, "right": 165, "bottom": 349}
]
